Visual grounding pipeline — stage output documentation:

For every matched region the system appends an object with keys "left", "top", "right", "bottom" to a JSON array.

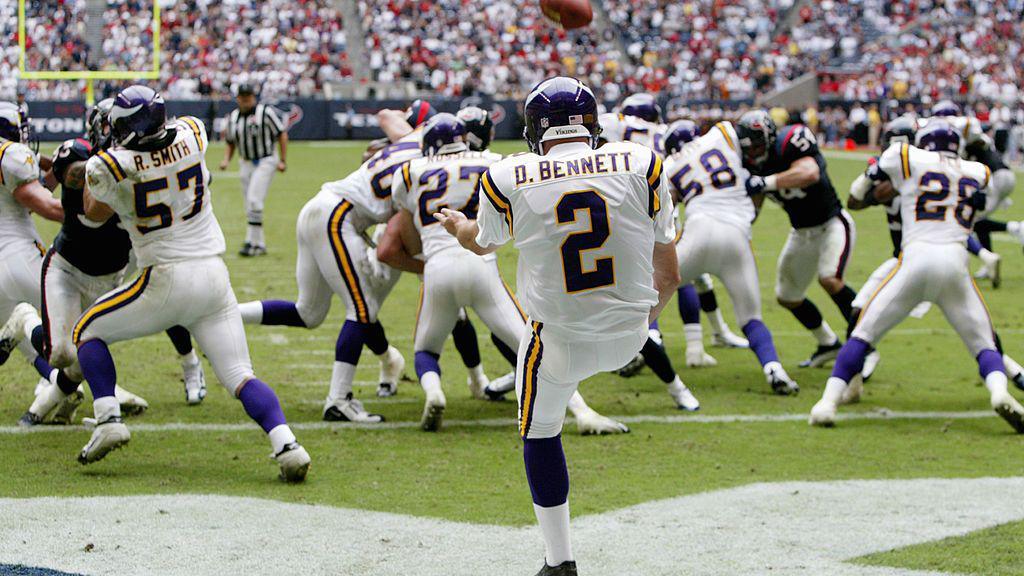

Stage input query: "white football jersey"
[
  {"left": 320, "top": 128, "right": 422, "bottom": 231},
  {"left": 476, "top": 141, "right": 676, "bottom": 341},
  {"left": 664, "top": 121, "right": 754, "bottom": 235},
  {"left": 393, "top": 147, "right": 502, "bottom": 261},
  {"left": 877, "top": 142, "right": 990, "bottom": 247},
  {"left": 0, "top": 139, "right": 42, "bottom": 247},
  {"left": 599, "top": 112, "right": 666, "bottom": 154},
  {"left": 86, "top": 117, "right": 225, "bottom": 267}
]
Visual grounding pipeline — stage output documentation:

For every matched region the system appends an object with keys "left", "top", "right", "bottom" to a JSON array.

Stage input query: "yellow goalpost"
[{"left": 17, "top": 0, "right": 162, "bottom": 105}]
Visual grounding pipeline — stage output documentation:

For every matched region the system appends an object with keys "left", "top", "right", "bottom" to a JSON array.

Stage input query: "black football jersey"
[
  {"left": 50, "top": 138, "right": 132, "bottom": 276},
  {"left": 755, "top": 124, "right": 841, "bottom": 229}
]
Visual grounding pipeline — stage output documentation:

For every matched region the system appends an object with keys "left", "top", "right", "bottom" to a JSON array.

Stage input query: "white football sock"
[
  {"left": 534, "top": 501, "right": 574, "bottom": 566},
  {"left": 248, "top": 224, "right": 265, "bottom": 247},
  {"left": 708, "top": 308, "right": 730, "bottom": 336},
  {"left": 683, "top": 323, "right": 704, "bottom": 348},
  {"left": 822, "top": 376, "right": 848, "bottom": 404},
  {"left": 566, "top": 391, "right": 589, "bottom": 417},
  {"left": 812, "top": 321, "right": 838, "bottom": 346},
  {"left": 327, "top": 362, "right": 357, "bottom": 405},
  {"left": 93, "top": 395, "right": 120, "bottom": 423},
  {"left": 984, "top": 370, "right": 1009, "bottom": 397},
  {"left": 180, "top": 350, "right": 200, "bottom": 367},
  {"left": 420, "top": 371, "right": 442, "bottom": 396},
  {"left": 29, "top": 380, "right": 72, "bottom": 418},
  {"left": 268, "top": 424, "right": 297, "bottom": 455},
  {"left": 237, "top": 301, "right": 263, "bottom": 324},
  {"left": 467, "top": 364, "right": 486, "bottom": 385},
  {"left": 1003, "top": 354, "right": 1023, "bottom": 380},
  {"left": 1008, "top": 221, "right": 1021, "bottom": 236}
]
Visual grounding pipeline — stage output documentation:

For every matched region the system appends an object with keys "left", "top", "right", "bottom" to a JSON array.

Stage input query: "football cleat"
[
  {"left": 711, "top": 330, "right": 749, "bottom": 348},
  {"left": 990, "top": 391, "right": 1024, "bottom": 434},
  {"left": 798, "top": 341, "right": 842, "bottom": 368},
  {"left": 78, "top": 417, "right": 131, "bottom": 464},
  {"left": 978, "top": 251, "right": 1002, "bottom": 289},
  {"left": 765, "top": 363, "right": 799, "bottom": 396},
  {"left": 323, "top": 393, "right": 384, "bottom": 423},
  {"left": 182, "top": 356, "right": 207, "bottom": 405},
  {"left": 378, "top": 346, "right": 405, "bottom": 397},
  {"left": 840, "top": 374, "right": 864, "bottom": 405},
  {"left": 0, "top": 303, "right": 37, "bottom": 366},
  {"left": 274, "top": 443, "right": 311, "bottom": 483},
  {"left": 808, "top": 398, "right": 838, "bottom": 427},
  {"left": 48, "top": 387, "right": 84, "bottom": 425},
  {"left": 1004, "top": 355, "right": 1024, "bottom": 392},
  {"left": 17, "top": 411, "right": 43, "bottom": 427},
  {"left": 484, "top": 371, "right": 515, "bottom": 401},
  {"left": 861, "top": 350, "right": 881, "bottom": 382},
  {"left": 686, "top": 348, "right": 718, "bottom": 368},
  {"left": 238, "top": 242, "right": 253, "bottom": 256},
  {"left": 114, "top": 386, "right": 149, "bottom": 417},
  {"left": 613, "top": 354, "right": 646, "bottom": 378},
  {"left": 534, "top": 561, "right": 578, "bottom": 576},
  {"left": 575, "top": 410, "right": 629, "bottom": 436},
  {"left": 420, "top": 388, "right": 446, "bottom": 432},
  {"left": 667, "top": 378, "right": 700, "bottom": 411}
]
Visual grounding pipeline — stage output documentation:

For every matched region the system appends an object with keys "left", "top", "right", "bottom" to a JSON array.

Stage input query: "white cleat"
[
  {"left": 274, "top": 443, "right": 311, "bottom": 483},
  {"left": 323, "top": 393, "right": 384, "bottom": 423},
  {"left": 114, "top": 386, "right": 149, "bottom": 417},
  {"left": 686, "top": 348, "right": 718, "bottom": 368},
  {"left": 0, "top": 303, "right": 37, "bottom": 366},
  {"left": 809, "top": 398, "right": 838, "bottom": 427},
  {"left": 990, "top": 391, "right": 1024, "bottom": 434},
  {"left": 420, "top": 388, "right": 446, "bottom": 432},
  {"left": 377, "top": 346, "right": 405, "bottom": 397},
  {"left": 576, "top": 410, "right": 630, "bottom": 435},
  {"left": 667, "top": 378, "right": 701, "bottom": 411},
  {"left": 467, "top": 366, "right": 489, "bottom": 401},
  {"left": 861, "top": 350, "right": 881, "bottom": 382},
  {"left": 840, "top": 374, "right": 864, "bottom": 405},
  {"left": 78, "top": 418, "right": 131, "bottom": 464},
  {"left": 182, "top": 356, "right": 207, "bottom": 405},
  {"left": 978, "top": 251, "right": 1002, "bottom": 289},
  {"left": 483, "top": 371, "right": 515, "bottom": 401},
  {"left": 711, "top": 330, "right": 749, "bottom": 348},
  {"left": 764, "top": 362, "right": 799, "bottom": 396}
]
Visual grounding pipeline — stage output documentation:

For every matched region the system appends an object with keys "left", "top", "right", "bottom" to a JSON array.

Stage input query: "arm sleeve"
[
  {"left": 474, "top": 168, "right": 512, "bottom": 248},
  {"left": 85, "top": 155, "right": 117, "bottom": 204}
]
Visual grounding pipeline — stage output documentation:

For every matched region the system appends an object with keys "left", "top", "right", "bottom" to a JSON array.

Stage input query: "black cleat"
[
  {"left": 239, "top": 242, "right": 254, "bottom": 257},
  {"left": 17, "top": 411, "right": 42, "bottom": 427},
  {"left": 535, "top": 561, "right": 577, "bottom": 576},
  {"left": 1013, "top": 372, "right": 1024, "bottom": 393},
  {"left": 613, "top": 354, "right": 646, "bottom": 378},
  {"left": 0, "top": 337, "right": 16, "bottom": 367},
  {"left": 798, "top": 341, "right": 842, "bottom": 368}
]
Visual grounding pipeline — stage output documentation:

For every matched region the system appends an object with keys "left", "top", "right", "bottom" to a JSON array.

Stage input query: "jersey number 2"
[
  {"left": 557, "top": 190, "right": 614, "bottom": 293},
  {"left": 133, "top": 163, "right": 205, "bottom": 234}
]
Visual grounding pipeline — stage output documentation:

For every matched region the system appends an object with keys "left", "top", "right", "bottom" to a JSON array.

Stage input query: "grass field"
[{"left": 2, "top": 141, "right": 1024, "bottom": 575}]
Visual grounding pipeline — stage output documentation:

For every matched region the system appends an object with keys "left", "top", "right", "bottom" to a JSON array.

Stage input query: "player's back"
[
  {"left": 398, "top": 149, "right": 501, "bottom": 260},
  {"left": 86, "top": 117, "right": 224, "bottom": 267},
  {"left": 665, "top": 121, "right": 754, "bottom": 232},
  {"left": 484, "top": 141, "right": 667, "bottom": 340},
  {"left": 0, "top": 138, "right": 41, "bottom": 246},
  {"left": 322, "top": 129, "right": 422, "bottom": 230},
  {"left": 599, "top": 113, "right": 663, "bottom": 151},
  {"left": 880, "top": 142, "right": 988, "bottom": 247}
]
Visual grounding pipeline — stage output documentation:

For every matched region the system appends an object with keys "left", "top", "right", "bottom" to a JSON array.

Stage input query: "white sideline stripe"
[{"left": 0, "top": 409, "right": 996, "bottom": 435}]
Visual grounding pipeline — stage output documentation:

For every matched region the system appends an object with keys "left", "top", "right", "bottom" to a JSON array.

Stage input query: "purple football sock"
[
  {"left": 32, "top": 355, "right": 53, "bottom": 379},
  {"left": 967, "top": 235, "right": 983, "bottom": 256},
  {"left": 415, "top": 351, "right": 441, "bottom": 378},
  {"left": 523, "top": 435, "right": 569, "bottom": 507},
  {"left": 677, "top": 284, "right": 701, "bottom": 325},
  {"left": 260, "top": 300, "right": 307, "bottom": 327},
  {"left": 238, "top": 378, "right": 287, "bottom": 433},
  {"left": 742, "top": 320, "right": 779, "bottom": 365},
  {"left": 31, "top": 324, "right": 44, "bottom": 356},
  {"left": 831, "top": 337, "right": 871, "bottom": 382},
  {"left": 977, "top": 349, "right": 1005, "bottom": 378},
  {"left": 77, "top": 339, "right": 117, "bottom": 399},
  {"left": 336, "top": 320, "right": 367, "bottom": 364}
]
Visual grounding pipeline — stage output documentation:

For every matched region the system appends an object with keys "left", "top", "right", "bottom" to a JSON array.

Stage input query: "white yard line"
[{"left": 0, "top": 409, "right": 996, "bottom": 435}]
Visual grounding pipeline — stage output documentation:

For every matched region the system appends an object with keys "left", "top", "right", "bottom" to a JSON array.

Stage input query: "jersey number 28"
[
  {"left": 133, "top": 163, "right": 206, "bottom": 234},
  {"left": 557, "top": 190, "right": 614, "bottom": 293}
]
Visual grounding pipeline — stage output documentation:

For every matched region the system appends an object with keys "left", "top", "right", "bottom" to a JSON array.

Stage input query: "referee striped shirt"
[{"left": 226, "top": 103, "right": 285, "bottom": 161}]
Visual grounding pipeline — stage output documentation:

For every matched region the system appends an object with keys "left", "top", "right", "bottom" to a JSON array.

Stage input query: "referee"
[{"left": 220, "top": 84, "right": 288, "bottom": 257}]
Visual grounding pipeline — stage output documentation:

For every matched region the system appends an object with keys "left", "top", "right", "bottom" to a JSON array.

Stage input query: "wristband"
[{"left": 764, "top": 174, "right": 779, "bottom": 192}]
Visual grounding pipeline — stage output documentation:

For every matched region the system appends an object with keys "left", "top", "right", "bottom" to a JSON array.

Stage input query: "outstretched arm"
[
  {"left": 377, "top": 109, "right": 414, "bottom": 143},
  {"left": 435, "top": 208, "right": 497, "bottom": 256}
]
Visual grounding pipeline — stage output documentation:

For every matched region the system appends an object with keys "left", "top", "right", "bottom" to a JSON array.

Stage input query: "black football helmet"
[
  {"left": 735, "top": 110, "right": 777, "bottom": 169},
  {"left": 456, "top": 106, "right": 494, "bottom": 151},
  {"left": 880, "top": 115, "right": 917, "bottom": 150}
]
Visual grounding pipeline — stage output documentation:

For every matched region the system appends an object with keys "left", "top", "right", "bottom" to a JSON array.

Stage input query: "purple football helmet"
[
  {"left": 663, "top": 119, "right": 701, "bottom": 156},
  {"left": 930, "top": 100, "right": 961, "bottom": 118},
  {"left": 110, "top": 85, "right": 167, "bottom": 149},
  {"left": 523, "top": 76, "right": 601, "bottom": 154},
  {"left": 406, "top": 99, "right": 437, "bottom": 128},
  {"left": 620, "top": 93, "right": 661, "bottom": 123},
  {"left": 916, "top": 120, "right": 960, "bottom": 154},
  {"left": 0, "top": 102, "right": 22, "bottom": 142},
  {"left": 421, "top": 113, "right": 467, "bottom": 155}
]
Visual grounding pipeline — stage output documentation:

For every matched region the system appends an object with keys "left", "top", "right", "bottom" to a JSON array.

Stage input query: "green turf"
[
  {"left": 2, "top": 142, "right": 1023, "bottom": 569},
  {"left": 857, "top": 520, "right": 1024, "bottom": 576}
]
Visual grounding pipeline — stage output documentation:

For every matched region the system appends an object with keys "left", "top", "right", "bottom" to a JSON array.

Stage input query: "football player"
[
  {"left": 664, "top": 119, "right": 799, "bottom": 395},
  {"left": 437, "top": 76, "right": 681, "bottom": 576},
  {"left": 75, "top": 86, "right": 309, "bottom": 480},
  {"left": 741, "top": 110, "right": 859, "bottom": 368},
  {"left": 810, "top": 121, "right": 1024, "bottom": 432}
]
